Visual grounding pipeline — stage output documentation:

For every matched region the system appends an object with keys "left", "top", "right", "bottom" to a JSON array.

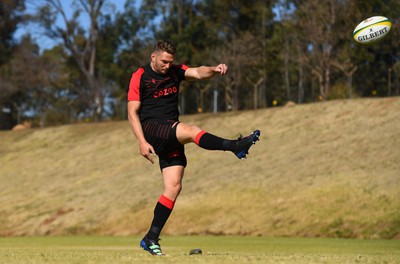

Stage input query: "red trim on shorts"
[
  {"left": 159, "top": 195, "right": 175, "bottom": 210},
  {"left": 194, "top": 130, "right": 207, "bottom": 146}
]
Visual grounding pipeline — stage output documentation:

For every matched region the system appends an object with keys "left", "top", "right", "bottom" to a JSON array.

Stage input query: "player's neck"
[{"left": 150, "top": 61, "right": 159, "bottom": 74}]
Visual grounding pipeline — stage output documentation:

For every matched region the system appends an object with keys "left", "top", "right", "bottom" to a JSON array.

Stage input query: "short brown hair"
[{"left": 154, "top": 40, "right": 176, "bottom": 55}]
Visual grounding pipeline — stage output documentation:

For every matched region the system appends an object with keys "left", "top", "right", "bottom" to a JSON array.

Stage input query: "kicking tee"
[{"left": 127, "top": 63, "right": 188, "bottom": 123}]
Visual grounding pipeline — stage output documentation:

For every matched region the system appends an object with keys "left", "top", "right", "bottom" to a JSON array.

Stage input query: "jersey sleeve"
[
  {"left": 127, "top": 68, "right": 144, "bottom": 101},
  {"left": 178, "top": 64, "right": 189, "bottom": 81}
]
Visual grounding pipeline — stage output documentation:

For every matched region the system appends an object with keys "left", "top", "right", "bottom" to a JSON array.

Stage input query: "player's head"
[{"left": 151, "top": 40, "right": 176, "bottom": 74}]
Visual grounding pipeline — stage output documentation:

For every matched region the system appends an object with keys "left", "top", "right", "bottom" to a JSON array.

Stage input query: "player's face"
[{"left": 151, "top": 51, "right": 174, "bottom": 74}]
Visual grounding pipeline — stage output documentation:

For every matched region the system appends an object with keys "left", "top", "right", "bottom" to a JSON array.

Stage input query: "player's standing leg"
[{"left": 140, "top": 165, "right": 184, "bottom": 256}]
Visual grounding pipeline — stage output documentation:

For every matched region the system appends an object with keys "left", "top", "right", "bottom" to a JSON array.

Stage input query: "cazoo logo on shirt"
[{"left": 153, "top": 87, "right": 178, "bottom": 98}]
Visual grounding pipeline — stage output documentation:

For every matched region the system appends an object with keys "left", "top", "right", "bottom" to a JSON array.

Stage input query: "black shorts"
[{"left": 142, "top": 119, "right": 187, "bottom": 170}]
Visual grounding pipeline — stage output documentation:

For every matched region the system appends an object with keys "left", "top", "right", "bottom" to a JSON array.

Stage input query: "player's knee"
[
  {"left": 177, "top": 123, "right": 202, "bottom": 143},
  {"left": 165, "top": 183, "right": 182, "bottom": 200},
  {"left": 174, "top": 182, "right": 182, "bottom": 194},
  {"left": 190, "top": 125, "right": 202, "bottom": 139}
]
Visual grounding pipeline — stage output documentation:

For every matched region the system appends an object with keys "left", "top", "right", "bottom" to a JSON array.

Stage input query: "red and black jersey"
[{"left": 127, "top": 63, "right": 188, "bottom": 123}]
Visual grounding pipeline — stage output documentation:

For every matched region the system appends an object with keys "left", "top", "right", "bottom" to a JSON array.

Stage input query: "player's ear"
[{"left": 151, "top": 53, "right": 156, "bottom": 62}]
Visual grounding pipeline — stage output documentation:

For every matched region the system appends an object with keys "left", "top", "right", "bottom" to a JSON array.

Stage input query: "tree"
[
  {"left": 0, "top": 0, "right": 25, "bottom": 65},
  {"left": 215, "top": 32, "right": 265, "bottom": 110},
  {"left": 295, "top": 0, "right": 354, "bottom": 100},
  {"left": 0, "top": 0, "right": 26, "bottom": 129},
  {"left": 9, "top": 36, "right": 70, "bottom": 126},
  {"left": 36, "top": 0, "right": 110, "bottom": 121},
  {"left": 200, "top": 0, "right": 275, "bottom": 110}
]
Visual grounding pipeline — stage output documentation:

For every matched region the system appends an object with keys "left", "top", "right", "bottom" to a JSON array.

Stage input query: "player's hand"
[
  {"left": 214, "top": 64, "right": 228, "bottom": 75},
  {"left": 139, "top": 142, "right": 156, "bottom": 164}
]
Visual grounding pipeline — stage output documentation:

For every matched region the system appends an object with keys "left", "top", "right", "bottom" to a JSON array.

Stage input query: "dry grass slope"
[{"left": 0, "top": 98, "right": 399, "bottom": 238}]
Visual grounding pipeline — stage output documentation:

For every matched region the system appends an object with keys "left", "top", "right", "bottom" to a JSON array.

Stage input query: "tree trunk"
[
  {"left": 298, "top": 61, "right": 304, "bottom": 104},
  {"left": 284, "top": 37, "right": 291, "bottom": 101}
]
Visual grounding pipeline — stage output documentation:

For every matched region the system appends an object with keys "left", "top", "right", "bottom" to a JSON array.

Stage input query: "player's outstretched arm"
[
  {"left": 185, "top": 64, "right": 228, "bottom": 81},
  {"left": 127, "top": 101, "right": 155, "bottom": 164}
]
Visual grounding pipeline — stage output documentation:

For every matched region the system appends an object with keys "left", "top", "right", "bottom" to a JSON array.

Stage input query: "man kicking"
[{"left": 127, "top": 40, "right": 260, "bottom": 256}]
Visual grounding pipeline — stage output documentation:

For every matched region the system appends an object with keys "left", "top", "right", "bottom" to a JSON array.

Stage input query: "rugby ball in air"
[{"left": 353, "top": 16, "right": 391, "bottom": 45}]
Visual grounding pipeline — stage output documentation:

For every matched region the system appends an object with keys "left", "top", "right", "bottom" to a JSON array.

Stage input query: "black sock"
[
  {"left": 195, "top": 131, "right": 236, "bottom": 151},
  {"left": 146, "top": 196, "right": 174, "bottom": 241}
]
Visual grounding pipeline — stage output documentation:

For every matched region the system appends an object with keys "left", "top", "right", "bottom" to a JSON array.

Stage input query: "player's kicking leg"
[{"left": 176, "top": 123, "right": 261, "bottom": 159}]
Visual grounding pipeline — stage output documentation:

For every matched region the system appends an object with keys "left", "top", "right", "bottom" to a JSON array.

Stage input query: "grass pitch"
[{"left": 0, "top": 236, "right": 399, "bottom": 264}]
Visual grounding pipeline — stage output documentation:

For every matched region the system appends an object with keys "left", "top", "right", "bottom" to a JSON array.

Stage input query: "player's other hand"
[
  {"left": 214, "top": 64, "right": 228, "bottom": 75},
  {"left": 139, "top": 142, "right": 155, "bottom": 164}
]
